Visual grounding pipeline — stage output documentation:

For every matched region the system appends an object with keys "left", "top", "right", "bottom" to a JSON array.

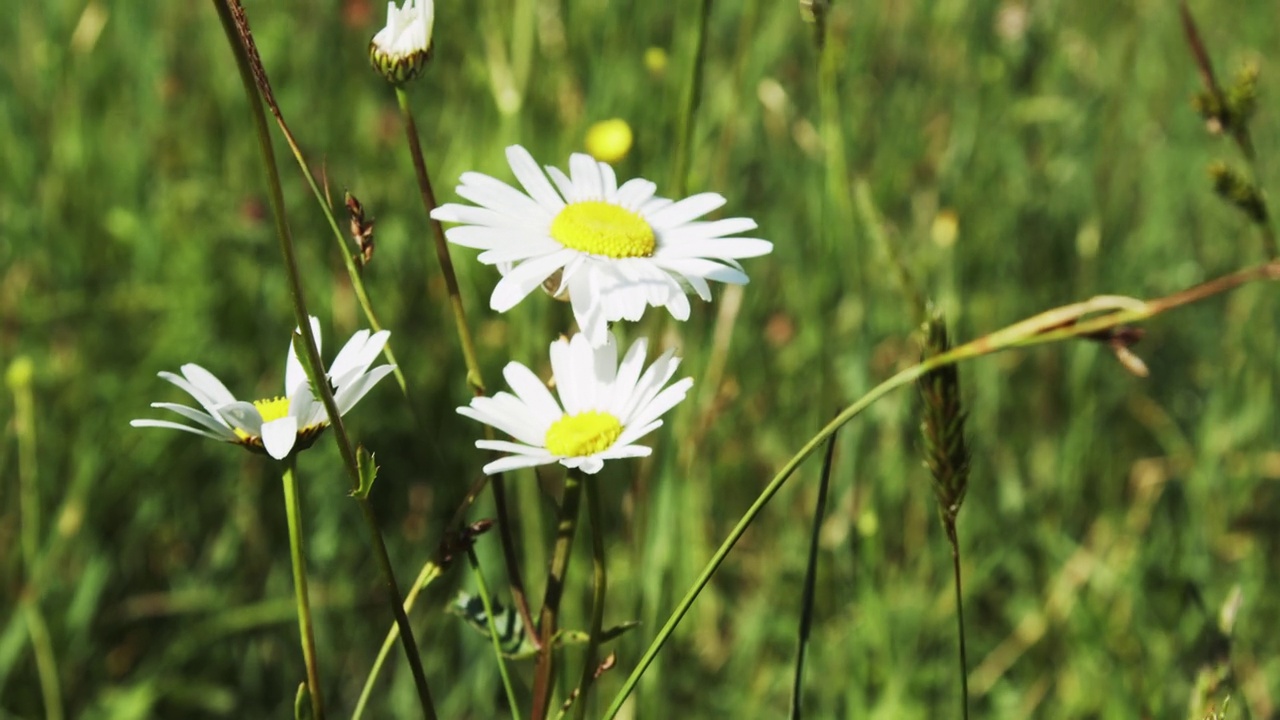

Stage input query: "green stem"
[
  {"left": 210, "top": 4, "right": 437, "bottom": 716},
  {"left": 351, "top": 562, "right": 442, "bottom": 720},
  {"left": 394, "top": 84, "right": 537, "bottom": 639},
  {"left": 788, "top": 430, "right": 837, "bottom": 719},
  {"left": 573, "top": 477, "right": 608, "bottom": 720},
  {"left": 282, "top": 459, "right": 325, "bottom": 720},
  {"left": 602, "top": 258, "right": 1280, "bottom": 718},
  {"left": 532, "top": 470, "right": 586, "bottom": 720},
  {"left": 467, "top": 547, "right": 522, "bottom": 718},
  {"left": 947, "top": 522, "right": 970, "bottom": 720},
  {"left": 670, "top": 0, "right": 713, "bottom": 197}
]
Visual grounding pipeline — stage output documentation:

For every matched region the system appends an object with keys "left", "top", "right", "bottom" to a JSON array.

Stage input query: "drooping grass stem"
[
  {"left": 281, "top": 458, "right": 325, "bottom": 720},
  {"left": 531, "top": 470, "right": 586, "bottom": 720},
  {"left": 601, "top": 258, "right": 1280, "bottom": 718},
  {"left": 394, "top": 84, "right": 537, "bottom": 641},
  {"left": 211, "top": 3, "right": 437, "bottom": 716}
]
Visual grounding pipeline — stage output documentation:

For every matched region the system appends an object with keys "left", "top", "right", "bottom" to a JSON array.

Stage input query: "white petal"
[
  {"left": 569, "top": 153, "right": 603, "bottom": 199},
  {"left": 150, "top": 402, "right": 236, "bottom": 438},
  {"left": 286, "top": 317, "right": 323, "bottom": 396},
  {"left": 489, "top": 249, "right": 576, "bottom": 312},
  {"left": 616, "top": 178, "right": 658, "bottom": 209},
  {"left": 262, "top": 416, "right": 299, "bottom": 459},
  {"left": 334, "top": 364, "right": 396, "bottom": 415},
  {"left": 566, "top": 456, "right": 605, "bottom": 474},
  {"left": 328, "top": 329, "right": 373, "bottom": 382},
  {"left": 179, "top": 364, "right": 237, "bottom": 406},
  {"left": 217, "top": 401, "right": 265, "bottom": 437},
  {"left": 656, "top": 257, "right": 750, "bottom": 285},
  {"left": 129, "top": 419, "right": 232, "bottom": 442},
  {"left": 507, "top": 145, "right": 567, "bottom": 212},
  {"left": 596, "top": 443, "right": 653, "bottom": 461},
  {"left": 458, "top": 397, "right": 547, "bottom": 447},
  {"left": 646, "top": 192, "right": 725, "bottom": 228},
  {"left": 503, "top": 362, "right": 564, "bottom": 421},
  {"left": 606, "top": 337, "right": 649, "bottom": 414},
  {"left": 483, "top": 453, "right": 558, "bottom": 476}
]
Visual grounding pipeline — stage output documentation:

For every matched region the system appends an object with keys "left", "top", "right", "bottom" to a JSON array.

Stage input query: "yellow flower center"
[
  {"left": 233, "top": 396, "right": 291, "bottom": 440},
  {"left": 544, "top": 410, "right": 623, "bottom": 457},
  {"left": 550, "top": 201, "right": 656, "bottom": 258}
]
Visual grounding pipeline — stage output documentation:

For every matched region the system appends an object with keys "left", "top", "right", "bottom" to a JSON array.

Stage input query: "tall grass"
[{"left": 2, "top": 0, "right": 1278, "bottom": 717}]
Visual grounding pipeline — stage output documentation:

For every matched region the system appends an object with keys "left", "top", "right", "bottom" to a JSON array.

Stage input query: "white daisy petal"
[
  {"left": 129, "top": 419, "right": 231, "bottom": 442},
  {"left": 458, "top": 398, "right": 546, "bottom": 447},
  {"left": 179, "top": 364, "right": 237, "bottom": 407},
  {"left": 646, "top": 192, "right": 726, "bottom": 228},
  {"left": 334, "top": 364, "right": 395, "bottom": 415},
  {"left": 503, "top": 362, "right": 564, "bottom": 421},
  {"left": 261, "top": 417, "right": 299, "bottom": 460},
  {"left": 217, "top": 401, "right": 264, "bottom": 437},
  {"left": 327, "top": 329, "right": 373, "bottom": 381},
  {"left": 616, "top": 178, "right": 658, "bottom": 209},
  {"left": 569, "top": 153, "right": 603, "bottom": 199},
  {"left": 286, "top": 316, "right": 323, "bottom": 396},
  {"left": 490, "top": 249, "right": 577, "bottom": 312},
  {"left": 150, "top": 402, "right": 236, "bottom": 438},
  {"left": 507, "top": 145, "right": 567, "bottom": 211},
  {"left": 484, "top": 453, "right": 559, "bottom": 475},
  {"left": 545, "top": 165, "right": 577, "bottom": 201}
]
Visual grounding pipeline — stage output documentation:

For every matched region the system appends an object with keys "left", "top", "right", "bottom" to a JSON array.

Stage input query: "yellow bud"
[{"left": 585, "top": 118, "right": 634, "bottom": 165}]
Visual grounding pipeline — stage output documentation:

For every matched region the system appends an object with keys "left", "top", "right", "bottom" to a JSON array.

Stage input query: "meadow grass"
[{"left": 2, "top": 0, "right": 1279, "bottom": 717}]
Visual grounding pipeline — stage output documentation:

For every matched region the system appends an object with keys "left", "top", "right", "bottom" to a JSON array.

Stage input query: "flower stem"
[
  {"left": 601, "top": 257, "right": 1280, "bottom": 719},
  {"left": 947, "top": 523, "right": 970, "bottom": 720},
  {"left": 573, "top": 477, "right": 608, "bottom": 720},
  {"left": 466, "top": 547, "right": 521, "bottom": 718},
  {"left": 670, "top": 0, "right": 713, "bottom": 197},
  {"left": 211, "top": 3, "right": 437, "bottom": 716},
  {"left": 393, "top": 84, "right": 537, "bottom": 639},
  {"left": 281, "top": 458, "right": 325, "bottom": 720},
  {"left": 788, "top": 428, "right": 837, "bottom": 719},
  {"left": 532, "top": 470, "right": 586, "bottom": 720}
]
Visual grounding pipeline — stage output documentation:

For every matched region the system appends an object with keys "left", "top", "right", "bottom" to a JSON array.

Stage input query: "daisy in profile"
[
  {"left": 131, "top": 318, "right": 395, "bottom": 460},
  {"left": 431, "top": 145, "right": 773, "bottom": 346},
  {"left": 369, "top": 0, "right": 435, "bottom": 84},
  {"left": 458, "top": 333, "right": 693, "bottom": 475}
]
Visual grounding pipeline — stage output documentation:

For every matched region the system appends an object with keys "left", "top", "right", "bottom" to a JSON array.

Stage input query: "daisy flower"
[
  {"left": 369, "top": 0, "right": 434, "bottom": 84},
  {"left": 431, "top": 145, "right": 773, "bottom": 346},
  {"left": 458, "top": 332, "right": 693, "bottom": 475},
  {"left": 131, "top": 318, "right": 395, "bottom": 460}
]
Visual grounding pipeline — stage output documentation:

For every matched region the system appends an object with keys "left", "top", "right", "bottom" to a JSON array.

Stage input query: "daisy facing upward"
[{"left": 431, "top": 145, "right": 773, "bottom": 346}]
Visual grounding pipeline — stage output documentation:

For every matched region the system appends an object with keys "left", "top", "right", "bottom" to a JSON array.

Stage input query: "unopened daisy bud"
[
  {"left": 369, "top": 0, "right": 434, "bottom": 85},
  {"left": 1209, "top": 161, "right": 1268, "bottom": 225},
  {"left": 585, "top": 118, "right": 634, "bottom": 165}
]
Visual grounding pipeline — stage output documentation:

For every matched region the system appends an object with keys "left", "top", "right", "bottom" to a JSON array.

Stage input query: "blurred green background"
[{"left": 3, "top": 0, "right": 1279, "bottom": 717}]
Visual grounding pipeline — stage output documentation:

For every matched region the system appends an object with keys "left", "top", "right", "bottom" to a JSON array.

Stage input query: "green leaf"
[
  {"left": 351, "top": 446, "right": 378, "bottom": 499},
  {"left": 293, "top": 682, "right": 312, "bottom": 720},
  {"left": 450, "top": 592, "right": 537, "bottom": 659}
]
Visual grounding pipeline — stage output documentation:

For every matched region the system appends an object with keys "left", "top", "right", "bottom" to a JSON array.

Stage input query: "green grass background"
[{"left": 3, "top": 0, "right": 1279, "bottom": 717}]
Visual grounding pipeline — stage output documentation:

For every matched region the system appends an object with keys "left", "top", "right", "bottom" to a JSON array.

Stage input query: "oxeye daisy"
[
  {"left": 458, "top": 332, "right": 693, "bottom": 475},
  {"left": 369, "top": 0, "right": 434, "bottom": 84},
  {"left": 431, "top": 145, "right": 773, "bottom": 347},
  {"left": 131, "top": 318, "right": 395, "bottom": 460}
]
